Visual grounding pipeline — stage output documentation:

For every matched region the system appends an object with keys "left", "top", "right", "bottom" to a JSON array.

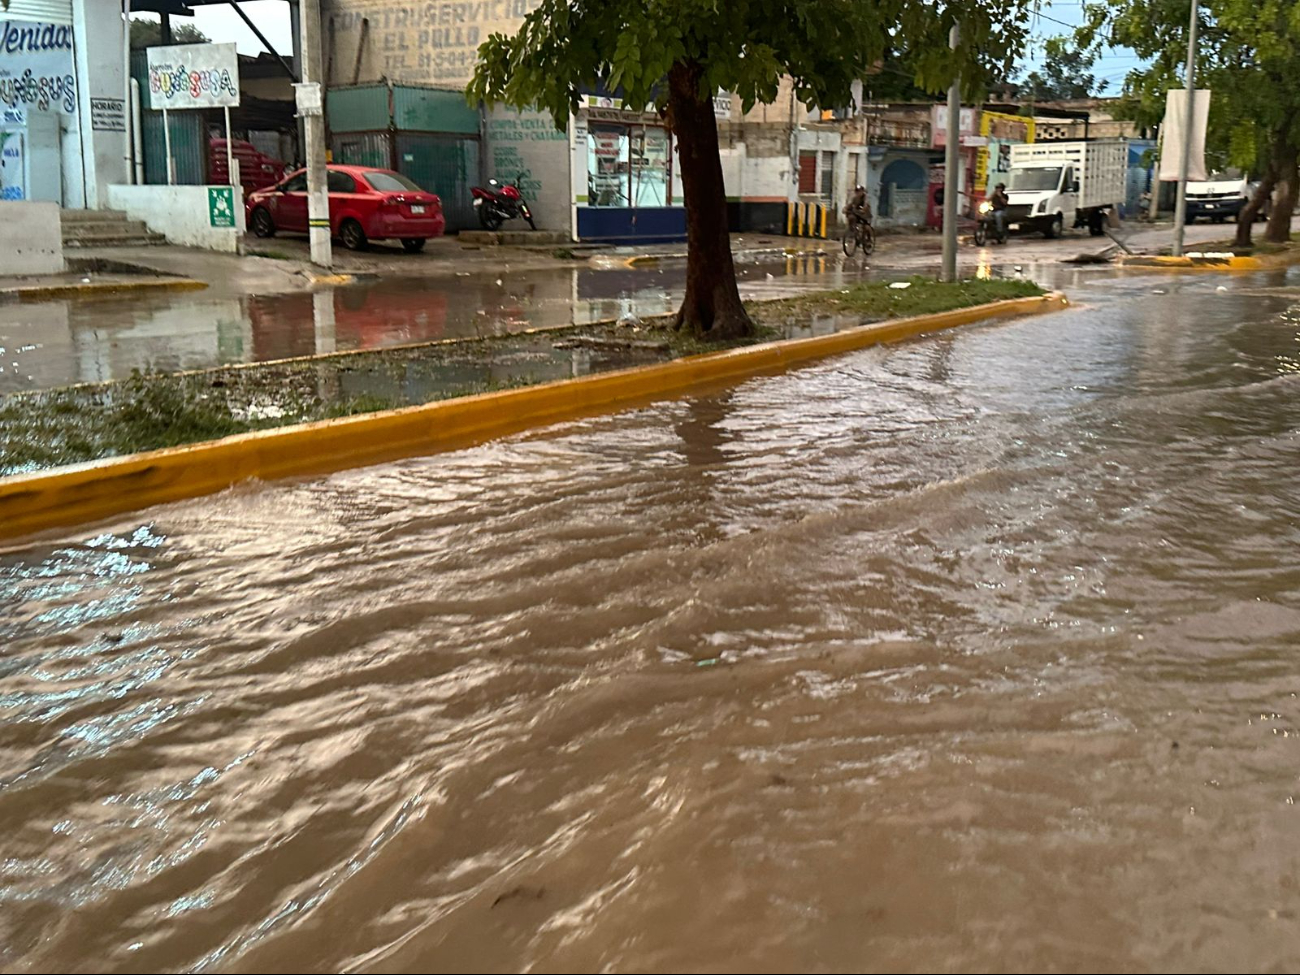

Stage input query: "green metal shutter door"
[{"left": 395, "top": 133, "right": 480, "bottom": 232}]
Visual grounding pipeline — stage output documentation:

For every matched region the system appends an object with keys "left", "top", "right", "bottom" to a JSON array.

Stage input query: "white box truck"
[{"left": 1001, "top": 141, "right": 1127, "bottom": 238}]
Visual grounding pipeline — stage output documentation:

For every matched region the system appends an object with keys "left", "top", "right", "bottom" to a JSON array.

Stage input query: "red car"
[{"left": 246, "top": 164, "right": 445, "bottom": 253}]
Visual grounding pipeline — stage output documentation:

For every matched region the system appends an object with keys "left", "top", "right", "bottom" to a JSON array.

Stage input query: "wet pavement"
[
  {"left": 3, "top": 215, "right": 1278, "bottom": 396},
  {"left": 5, "top": 266, "right": 1300, "bottom": 972},
  {"left": 0, "top": 256, "right": 864, "bottom": 394}
]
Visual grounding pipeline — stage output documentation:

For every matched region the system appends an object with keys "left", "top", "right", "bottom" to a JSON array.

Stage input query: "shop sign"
[{"left": 0, "top": 19, "right": 77, "bottom": 115}]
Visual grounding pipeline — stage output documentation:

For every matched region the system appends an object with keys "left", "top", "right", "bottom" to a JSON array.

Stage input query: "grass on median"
[
  {"left": 0, "top": 276, "right": 1043, "bottom": 476},
  {"left": 748, "top": 275, "right": 1044, "bottom": 327}
]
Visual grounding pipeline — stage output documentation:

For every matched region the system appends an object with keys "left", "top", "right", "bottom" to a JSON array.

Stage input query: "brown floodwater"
[{"left": 4, "top": 270, "right": 1300, "bottom": 972}]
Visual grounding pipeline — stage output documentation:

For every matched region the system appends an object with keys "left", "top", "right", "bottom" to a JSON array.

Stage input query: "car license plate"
[
  {"left": 1009, "top": 223, "right": 1020, "bottom": 231},
  {"left": 411, "top": 205, "right": 425, "bottom": 214}
]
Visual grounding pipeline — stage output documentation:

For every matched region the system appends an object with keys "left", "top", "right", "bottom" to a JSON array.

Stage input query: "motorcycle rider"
[{"left": 990, "top": 182, "right": 1010, "bottom": 238}]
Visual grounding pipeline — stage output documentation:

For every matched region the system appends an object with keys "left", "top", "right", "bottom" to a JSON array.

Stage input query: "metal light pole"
[
  {"left": 300, "top": 0, "right": 332, "bottom": 268},
  {"left": 941, "top": 23, "right": 960, "bottom": 282},
  {"left": 1172, "top": 0, "right": 1199, "bottom": 256}
]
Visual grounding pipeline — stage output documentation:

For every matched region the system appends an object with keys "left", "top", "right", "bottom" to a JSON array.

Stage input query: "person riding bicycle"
[
  {"left": 844, "top": 184, "right": 872, "bottom": 236},
  {"left": 990, "top": 182, "right": 1010, "bottom": 237}
]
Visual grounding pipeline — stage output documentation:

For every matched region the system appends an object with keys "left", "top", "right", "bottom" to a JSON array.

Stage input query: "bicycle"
[{"left": 841, "top": 219, "right": 875, "bottom": 258}]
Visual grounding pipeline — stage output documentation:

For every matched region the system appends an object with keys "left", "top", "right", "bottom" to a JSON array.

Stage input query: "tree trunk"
[
  {"left": 667, "top": 60, "right": 753, "bottom": 340},
  {"left": 1267, "top": 139, "right": 1299, "bottom": 244},
  {"left": 1235, "top": 167, "right": 1274, "bottom": 248}
]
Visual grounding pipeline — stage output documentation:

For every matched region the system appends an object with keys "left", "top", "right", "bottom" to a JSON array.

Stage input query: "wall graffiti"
[{"left": 324, "top": 0, "right": 542, "bottom": 85}]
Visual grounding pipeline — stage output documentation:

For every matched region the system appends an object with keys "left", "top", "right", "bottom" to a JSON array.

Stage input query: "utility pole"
[
  {"left": 299, "top": 0, "right": 332, "bottom": 268},
  {"left": 1172, "top": 0, "right": 1199, "bottom": 256},
  {"left": 941, "top": 22, "right": 960, "bottom": 283}
]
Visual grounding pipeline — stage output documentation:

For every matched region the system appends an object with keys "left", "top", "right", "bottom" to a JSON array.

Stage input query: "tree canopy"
[
  {"left": 1076, "top": 0, "right": 1300, "bottom": 243},
  {"left": 1020, "top": 40, "right": 1109, "bottom": 101},
  {"left": 469, "top": 0, "right": 1033, "bottom": 129},
  {"left": 130, "top": 17, "right": 209, "bottom": 50}
]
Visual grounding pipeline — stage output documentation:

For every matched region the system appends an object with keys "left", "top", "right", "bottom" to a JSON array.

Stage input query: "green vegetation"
[
  {"left": 1075, "top": 0, "right": 1300, "bottom": 245},
  {"left": 0, "top": 279, "right": 1044, "bottom": 475},
  {"left": 749, "top": 277, "right": 1044, "bottom": 326}
]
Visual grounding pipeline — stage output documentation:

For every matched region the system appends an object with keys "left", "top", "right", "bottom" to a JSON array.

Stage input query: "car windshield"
[
  {"left": 1006, "top": 167, "right": 1062, "bottom": 192},
  {"left": 365, "top": 171, "right": 423, "bottom": 192}
]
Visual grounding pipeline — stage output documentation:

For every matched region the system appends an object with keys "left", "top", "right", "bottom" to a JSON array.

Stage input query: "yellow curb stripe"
[
  {"left": 8, "top": 280, "right": 207, "bottom": 301},
  {"left": 1116, "top": 254, "right": 1262, "bottom": 271},
  {"left": 0, "top": 292, "right": 1067, "bottom": 541}
]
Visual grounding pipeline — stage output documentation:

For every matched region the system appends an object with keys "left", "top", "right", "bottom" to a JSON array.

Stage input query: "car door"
[
  {"left": 275, "top": 172, "right": 309, "bottom": 232},
  {"left": 326, "top": 169, "right": 362, "bottom": 234},
  {"left": 1060, "top": 166, "right": 1078, "bottom": 224}
]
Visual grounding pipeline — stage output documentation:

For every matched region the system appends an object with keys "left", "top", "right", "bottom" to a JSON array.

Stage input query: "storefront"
[
  {"left": 573, "top": 93, "right": 685, "bottom": 243},
  {"left": 0, "top": 1, "right": 128, "bottom": 209}
]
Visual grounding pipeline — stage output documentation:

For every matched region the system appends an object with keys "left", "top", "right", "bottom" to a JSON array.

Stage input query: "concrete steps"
[{"left": 61, "top": 209, "right": 166, "bottom": 248}]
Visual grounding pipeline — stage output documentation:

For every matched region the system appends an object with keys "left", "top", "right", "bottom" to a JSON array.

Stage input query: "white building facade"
[{"left": 0, "top": 0, "right": 129, "bottom": 208}]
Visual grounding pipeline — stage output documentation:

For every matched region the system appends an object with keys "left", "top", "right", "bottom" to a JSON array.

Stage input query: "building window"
[
  {"left": 587, "top": 122, "right": 673, "bottom": 207},
  {"left": 820, "top": 150, "right": 834, "bottom": 199}
]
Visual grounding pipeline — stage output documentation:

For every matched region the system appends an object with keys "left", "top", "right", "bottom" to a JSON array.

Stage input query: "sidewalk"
[{"left": 42, "top": 231, "right": 839, "bottom": 298}]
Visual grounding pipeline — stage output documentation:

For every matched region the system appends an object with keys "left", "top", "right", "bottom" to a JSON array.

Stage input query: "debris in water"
[
  {"left": 1152, "top": 289, "right": 1166, "bottom": 294},
  {"left": 491, "top": 886, "right": 545, "bottom": 908},
  {"left": 495, "top": 278, "right": 504, "bottom": 286},
  {"left": 765, "top": 272, "right": 775, "bottom": 280},
  {"left": 889, "top": 281, "right": 912, "bottom": 290},
  {"left": 696, "top": 657, "right": 719, "bottom": 667},
  {"left": 1216, "top": 285, "right": 1228, "bottom": 292}
]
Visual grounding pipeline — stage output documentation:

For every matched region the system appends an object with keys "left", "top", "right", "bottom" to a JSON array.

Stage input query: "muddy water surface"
[{"left": 4, "top": 271, "right": 1300, "bottom": 972}]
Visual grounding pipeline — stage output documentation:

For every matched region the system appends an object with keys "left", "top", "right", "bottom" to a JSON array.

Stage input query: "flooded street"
[
  {"left": 0, "top": 256, "right": 862, "bottom": 394},
  {"left": 4, "top": 267, "right": 1300, "bottom": 973}
]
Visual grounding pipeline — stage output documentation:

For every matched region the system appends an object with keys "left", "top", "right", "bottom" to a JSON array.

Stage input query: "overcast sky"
[{"left": 134, "top": 1, "right": 293, "bottom": 56}]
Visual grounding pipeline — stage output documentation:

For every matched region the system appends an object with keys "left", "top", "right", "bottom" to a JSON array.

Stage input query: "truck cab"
[
  {"left": 1001, "top": 141, "right": 1127, "bottom": 239},
  {"left": 1185, "top": 170, "right": 1258, "bottom": 223},
  {"left": 1003, "top": 163, "right": 1078, "bottom": 239}
]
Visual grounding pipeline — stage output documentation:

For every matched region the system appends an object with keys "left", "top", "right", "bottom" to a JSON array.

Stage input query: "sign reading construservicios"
[
  {"left": 146, "top": 43, "right": 240, "bottom": 110},
  {"left": 0, "top": 19, "right": 77, "bottom": 115}
]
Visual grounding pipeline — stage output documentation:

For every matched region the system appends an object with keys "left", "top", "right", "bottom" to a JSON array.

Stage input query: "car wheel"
[
  {"left": 401, "top": 238, "right": 426, "bottom": 254},
  {"left": 1044, "top": 214, "right": 1063, "bottom": 239},
  {"left": 251, "top": 207, "right": 275, "bottom": 238},
  {"left": 340, "top": 218, "right": 368, "bottom": 251}
]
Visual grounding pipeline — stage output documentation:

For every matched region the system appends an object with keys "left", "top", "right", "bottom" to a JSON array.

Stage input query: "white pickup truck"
[{"left": 1000, "top": 141, "right": 1127, "bottom": 238}]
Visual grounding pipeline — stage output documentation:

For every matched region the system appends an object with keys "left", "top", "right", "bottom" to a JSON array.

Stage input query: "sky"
[
  {"left": 1023, "top": 1, "right": 1146, "bottom": 92},
  {"left": 134, "top": 1, "right": 294, "bottom": 56}
]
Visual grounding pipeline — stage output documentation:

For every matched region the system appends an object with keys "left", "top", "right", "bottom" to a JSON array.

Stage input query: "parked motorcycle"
[
  {"left": 973, "top": 200, "right": 1008, "bottom": 246},
  {"left": 471, "top": 174, "right": 536, "bottom": 231}
]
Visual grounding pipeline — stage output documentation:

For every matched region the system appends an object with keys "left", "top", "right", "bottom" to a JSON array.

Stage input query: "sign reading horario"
[
  {"left": 0, "top": 19, "right": 76, "bottom": 115},
  {"left": 146, "top": 42, "right": 241, "bottom": 109}
]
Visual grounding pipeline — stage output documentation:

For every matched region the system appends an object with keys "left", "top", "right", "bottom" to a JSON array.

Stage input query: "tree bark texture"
[
  {"left": 1235, "top": 168, "right": 1273, "bottom": 247},
  {"left": 1266, "top": 138, "right": 1299, "bottom": 244},
  {"left": 666, "top": 60, "right": 754, "bottom": 340}
]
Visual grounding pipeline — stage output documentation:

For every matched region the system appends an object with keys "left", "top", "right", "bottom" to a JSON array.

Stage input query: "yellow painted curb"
[
  {"left": 0, "top": 292, "right": 1067, "bottom": 541},
  {"left": 7, "top": 279, "right": 208, "bottom": 301},
  {"left": 1116, "top": 253, "right": 1262, "bottom": 271}
]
